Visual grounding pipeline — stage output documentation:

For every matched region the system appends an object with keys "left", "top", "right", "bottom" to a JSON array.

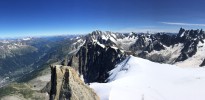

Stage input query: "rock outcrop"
[{"left": 50, "top": 65, "right": 99, "bottom": 100}]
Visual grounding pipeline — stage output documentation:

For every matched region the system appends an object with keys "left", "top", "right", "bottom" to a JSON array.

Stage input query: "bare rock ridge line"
[{"left": 50, "top": 65, "right": 99, "bottom": 100}]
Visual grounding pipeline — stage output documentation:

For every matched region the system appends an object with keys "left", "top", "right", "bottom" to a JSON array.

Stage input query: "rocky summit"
[
  {"left": 68, "top": 33, "right": 127, "bottom": 83},
  {"left": 50, "top": 65, "right": 99, "bottom": 100}
]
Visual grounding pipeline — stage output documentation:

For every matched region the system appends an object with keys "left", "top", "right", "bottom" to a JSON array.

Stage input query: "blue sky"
[{"left": 0, "top": 0, "right": 205, "bottom": 37}]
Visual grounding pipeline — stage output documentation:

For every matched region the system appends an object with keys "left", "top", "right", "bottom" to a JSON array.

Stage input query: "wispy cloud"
[{"left": 161, "top": 22, "right": 205, "bottom": 27}]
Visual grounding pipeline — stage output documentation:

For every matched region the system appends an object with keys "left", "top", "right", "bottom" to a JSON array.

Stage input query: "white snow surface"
[
  {"left": 97, "top": 41, "right": 106, "bottom": 48},
  {"left": 90, "top": 56, "right": 205, "bottom": 100}
]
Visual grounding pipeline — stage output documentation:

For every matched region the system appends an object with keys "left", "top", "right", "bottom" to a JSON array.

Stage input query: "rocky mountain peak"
[
  {"left": 50, "top": 65, "right": 99, "bottom": 100},
  {"left": 68, "top": 40, "right": 126, "bottom": 83}
]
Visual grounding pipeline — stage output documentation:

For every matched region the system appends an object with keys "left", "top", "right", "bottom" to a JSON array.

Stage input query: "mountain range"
[{"left": 0, "top": 28, "right": 205, "bottom": 100}]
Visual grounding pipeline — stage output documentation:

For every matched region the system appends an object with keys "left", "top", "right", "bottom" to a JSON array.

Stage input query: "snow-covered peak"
[
  {"left": 85, "top": 30, "right": 139, "bottom": 51},
  {"left": 89, "top": 30, "right": 118, "bottom": 42},
  {"left": 22, "top": 37, "right": 32, "bottom": 41}
]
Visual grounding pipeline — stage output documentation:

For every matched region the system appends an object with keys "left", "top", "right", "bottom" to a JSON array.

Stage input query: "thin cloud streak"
[{"left": 161, "top": 22, "right": 205, "bottom": 27}]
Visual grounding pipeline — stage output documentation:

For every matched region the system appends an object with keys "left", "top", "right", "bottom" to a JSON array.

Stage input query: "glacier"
[{"left": 90, "top": 56, "right": 205, "bottom": 100}]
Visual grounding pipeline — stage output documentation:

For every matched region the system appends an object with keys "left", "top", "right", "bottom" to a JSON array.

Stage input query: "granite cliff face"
[
  {"left": 68, "top": 41, "right": 126, "bottom": 83},
  {"left": 50, "top": 65, "right": 99, "bottom": 100}
]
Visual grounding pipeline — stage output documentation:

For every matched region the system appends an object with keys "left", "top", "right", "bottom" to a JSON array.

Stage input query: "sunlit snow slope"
[{"left": 90, "top": 56, "right": 205, "bottom": 100}]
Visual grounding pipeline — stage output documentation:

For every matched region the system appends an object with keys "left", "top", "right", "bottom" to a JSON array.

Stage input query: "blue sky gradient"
[{"left": 0, "top": 0, "right": 205, "bottom": 37}]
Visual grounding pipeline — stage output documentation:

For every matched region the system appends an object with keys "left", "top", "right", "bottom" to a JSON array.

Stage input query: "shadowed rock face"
[
  {"left": 68, "top": 42, "right": 126, "bottom": 83},
  {"left": 200, "top": 59, "right": 205, "bottom": 67},
  {"left": 50, "top": 65, "right": 99, "bottom": 100}
]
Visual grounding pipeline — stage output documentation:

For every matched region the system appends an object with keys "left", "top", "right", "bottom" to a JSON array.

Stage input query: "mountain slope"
[
  {"left": 90, "top": 56, "right": 205, "bottom": 100},
  {"left": 0, "top": 36, "right": 84, "bottom": 87}
]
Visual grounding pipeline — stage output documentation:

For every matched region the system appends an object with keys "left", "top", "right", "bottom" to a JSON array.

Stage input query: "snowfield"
[{"left": 90, "top": 56, "right": 205, "bottom": 100}]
